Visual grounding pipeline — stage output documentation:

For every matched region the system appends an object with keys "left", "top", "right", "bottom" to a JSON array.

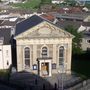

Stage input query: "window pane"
[
  {"left": 59, "top": 46, "right": 64, "bottom": 65},
  {"left": 59, "top": 58, "right": 64, "bottom": 65},
  {"left": 25, "top": 59, "right": 30, "bottom": 66},
  {"left": 25, "top": 51, "right": 30, "bottom": 58},
  {"left": 59, "top": 50, "right": 64, "bottom": 57},
  {"left": 24, "top": 47, "right": 30, "bottom": 68},
  {"left": 42, "top": 47, "right": 48, "bottom": 58}
]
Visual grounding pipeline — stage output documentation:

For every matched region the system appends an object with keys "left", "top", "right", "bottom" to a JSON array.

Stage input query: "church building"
[{"left": 15, "top": 15, "right": 74, "bottom": 77}]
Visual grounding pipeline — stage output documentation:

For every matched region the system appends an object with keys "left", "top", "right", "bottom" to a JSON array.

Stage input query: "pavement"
[
  {"left": 76, "top": 79, "right": 90, "bottom": 90},
  {"left": 9, "top": 71, "right": 83, "bottom": 90},
  {"left": 0, "top": 71, "right": 89, "bottom": 90}
]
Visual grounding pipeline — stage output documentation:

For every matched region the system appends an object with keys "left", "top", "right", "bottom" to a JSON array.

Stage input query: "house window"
[
  {"left": 87, "top": 40, "right": 90, "bottom": 43},
  {"left": 59, "top": 46, "right": 64, "bottom": 65},
  {"left": 87, "top": 47, "right": 90, "bottom": 51},
  {"left": 42, "top": 47, "right": 48, "bottom": 58},
  {"left": 24, "top": 47, "right": 30, "bottom": 68}
]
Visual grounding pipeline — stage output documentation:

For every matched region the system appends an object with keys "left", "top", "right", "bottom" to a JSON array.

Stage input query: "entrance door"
[
  {"left": 41, "top": 62, "right": 49, "bottom": 76},
  {"left": 38, "top": 59, "right": 51, "bottom": 77}
]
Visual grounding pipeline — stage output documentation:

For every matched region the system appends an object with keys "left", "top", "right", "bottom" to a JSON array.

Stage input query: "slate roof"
[
  {"left": 0, "top": 18, "right": 24, "bottom": 27},
  {"left": 56, "top": 20, "right": 82, "bottom": 29},
  {"left": 0, "top": 20, "right": 3, "bottom": 24},
  {"left": 83, "top": 31, "right": 90, "bottom": 38},
  {"left": 7, "top": 9, "right": 33, "bottom": 15},
  {"left": 82, "top": 22, "right": 90, "bottom": 26},
  {"left": 49, "top": 12, "right": 88, "bottom": 21},
  {"left": 15, "top": 15, "right": 74, "bottom": 38},
  {"left": 0, "top": 28, "right": 11, "bottom": 45},
  {"left": 0, "top": 20, "right": 16, "bottom": 27},
  {"left": 15, "top": 15, "right": 44, "bottom": 36}
]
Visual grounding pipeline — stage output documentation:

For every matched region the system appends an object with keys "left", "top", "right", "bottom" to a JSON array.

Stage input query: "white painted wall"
[
  {"left": 1, "top": 0, "right": 22, "bottom": 3},
  {"left": 0, "top": 45, "right": 12, "bottom": 69},
  {"left": 52, "top": 1, "right": 60, "bottom": 4},
  {"left": 0, "top": 46, "right": 3, "bottom": 69}
]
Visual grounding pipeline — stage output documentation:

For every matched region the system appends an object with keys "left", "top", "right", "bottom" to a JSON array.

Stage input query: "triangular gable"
[{"left": 15, "top": 21, "right": 74, "bottom": 39}]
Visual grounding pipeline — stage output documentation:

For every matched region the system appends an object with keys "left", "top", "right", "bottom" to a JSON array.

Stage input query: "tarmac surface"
[
  {"left": 0, "top": 71, "right": 89, "bottom": 90},
  {"left": 9, "top": 71, "right": 82, "bottom": 90}
]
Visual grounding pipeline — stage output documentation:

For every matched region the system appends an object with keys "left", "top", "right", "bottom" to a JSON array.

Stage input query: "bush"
[
  {"left": 0, "top": 69, "right": 9, "bottom": 79},
  {"left": 41, "top": 0, "right": 51, "bottom": 4}
]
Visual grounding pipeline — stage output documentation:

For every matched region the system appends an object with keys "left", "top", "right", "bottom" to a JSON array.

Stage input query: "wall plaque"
[
  {"left": 33, "top": 64, "right": 37, "bottom": 70},
  {"left": 52, "top": 63, "right": 56, "bottom": 69}
]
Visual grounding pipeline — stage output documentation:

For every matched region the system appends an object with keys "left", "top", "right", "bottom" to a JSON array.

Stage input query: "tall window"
[
  {"left": 59, "top": 46, "right": 64, "bottom": 65},
  {"left": 42, "top": 47, "right": 48, "bottom": 58},
  {"left": 24, "top": 47, "right": 30, "bottom": 68}
]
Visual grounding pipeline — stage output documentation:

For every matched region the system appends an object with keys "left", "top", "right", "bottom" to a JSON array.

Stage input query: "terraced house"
[{"left": 15, "top": 15, "right": 74, "bottom": 77}]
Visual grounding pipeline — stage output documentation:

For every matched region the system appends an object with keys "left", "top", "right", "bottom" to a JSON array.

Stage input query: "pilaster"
[
  {"left": 53, "top": 44, "right": 56, "bottom": 63},
  {"left": 33, "top": 45, "right": 37, "bottom": 64}
]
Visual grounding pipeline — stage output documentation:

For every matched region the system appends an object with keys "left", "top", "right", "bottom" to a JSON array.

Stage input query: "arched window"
[
  {"left": 24, "top": 47, "right": 30, "bottom": 68},
  {"left": 59, "top": 46, "right": 64, "bottom": 65},
  {"left": 42, "top": 47, "right": 48, "bottom": 58}
]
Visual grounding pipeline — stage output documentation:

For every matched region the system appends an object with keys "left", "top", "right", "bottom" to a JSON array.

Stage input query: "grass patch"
[
  {"left": 12, "top": 0, "right": 41, "bottom": 10},
  {"left": 0, "top": 69, "right": 10, "bottom": 79}
]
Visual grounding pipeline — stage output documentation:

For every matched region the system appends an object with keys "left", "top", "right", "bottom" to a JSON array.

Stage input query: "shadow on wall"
[
  {"left": 10, "top": 35, "right": 17, "bottom": 69},
  {"left": 9, "top": 71, "right": 55, "bottom": 90}
]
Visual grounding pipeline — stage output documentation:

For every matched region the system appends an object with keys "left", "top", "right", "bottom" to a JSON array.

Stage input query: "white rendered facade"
[{"left": 0, "top": 45, "right": 12, "bottom": 69}]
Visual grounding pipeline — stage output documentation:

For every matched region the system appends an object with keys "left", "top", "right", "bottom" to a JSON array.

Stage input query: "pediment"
[{"left": 15, "top": 21, "right": 74, "bottom": 39}]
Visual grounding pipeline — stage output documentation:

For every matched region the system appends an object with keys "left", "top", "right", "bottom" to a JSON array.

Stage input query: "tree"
[
  {"left": 41, "top": 0, "right": 51, "bottom": 4},
  {"left": 64, "top": 0, "right": 77, "bottom": 6},
  {"left": 65, "top": 25, "right": 82, "bottom": 54}
]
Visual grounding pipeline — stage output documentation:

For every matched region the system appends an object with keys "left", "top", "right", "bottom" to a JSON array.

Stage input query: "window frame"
[
  {"left": 87, "top": 40, "right": 90, "bottom": 44},
  {"left": 59, "top": 46, "right": 64, "bottom": 65},
  {"left": 23, "top": 46, "right": 30, "bottom": 69},
  {"left": 41, "top": 46, "right": 49, "bottom": 58}
]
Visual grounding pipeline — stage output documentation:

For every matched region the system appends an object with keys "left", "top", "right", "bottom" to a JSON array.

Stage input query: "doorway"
[
  {"left": 37, "top": 59, "right": 52, "bottom": 77},
  {"left": 41, "top": 62, "right": 49, "bottom": 76}
]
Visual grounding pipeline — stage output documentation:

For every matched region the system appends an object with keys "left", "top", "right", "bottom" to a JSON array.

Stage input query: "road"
[{"left": 0, "top": 83, "right": 16, "bottom": 90}]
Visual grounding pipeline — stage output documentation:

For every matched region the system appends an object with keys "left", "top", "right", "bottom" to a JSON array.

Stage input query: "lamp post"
[
  {"left": 61, "top": 64, "right": 64, "bottom": 90},
  {"left": 57, "top": 64, "right": 64, "bottom": 90},
  {"left": 61, "top": 63, "right": 67, "bottom": 90},
  {"left": 60, "top": 64, "right": 64, "bottom": 90}
]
